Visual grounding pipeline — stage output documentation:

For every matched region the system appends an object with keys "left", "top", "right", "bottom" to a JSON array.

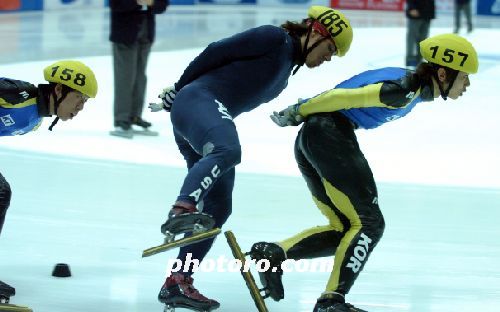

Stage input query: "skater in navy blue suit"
[{"left": 149, "top": 6, "right": 354, "bottom": 310}]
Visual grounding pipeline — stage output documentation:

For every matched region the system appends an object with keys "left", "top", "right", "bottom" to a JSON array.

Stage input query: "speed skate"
[
  {"left": 224, "top": 231, "right": 269, "bottom": 312},
  {"left": 143, "top": 212, "right": 221, "bottom": 258},
  {"left": 0, "top": 282, "right": 32, "bottom": 312}
]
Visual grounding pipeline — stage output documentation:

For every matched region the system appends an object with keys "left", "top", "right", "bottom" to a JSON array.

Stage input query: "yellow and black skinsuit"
[{"left": 279, "top": 67, "right": 434, "bottom": 295}]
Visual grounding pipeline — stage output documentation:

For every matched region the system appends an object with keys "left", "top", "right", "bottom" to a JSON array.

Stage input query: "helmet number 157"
[{"left": 429, "top": 46, "right": 469, "bottom": 67}]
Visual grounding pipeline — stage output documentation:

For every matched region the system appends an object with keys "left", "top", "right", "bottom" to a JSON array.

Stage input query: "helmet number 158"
[{"left": 50, "top": 66, "right": 87, "bottom": 87}]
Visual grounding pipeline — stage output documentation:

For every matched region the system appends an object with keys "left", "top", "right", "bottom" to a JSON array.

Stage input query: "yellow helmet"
[
  {"left": 43, "top": 60, "right": 98, "bottom": 98},
  {"left": 420, "top": 34, "right": 478, "bottom": 74},
  {"left": 308, "top": 6, "right": 353, "bottom": 57}
]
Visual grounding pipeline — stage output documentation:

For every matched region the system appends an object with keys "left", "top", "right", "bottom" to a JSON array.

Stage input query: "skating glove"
[
  {"left": 270, "top": 102, "right": 304, "bottom": 127},
  {"left": 148, "top": 86, "right": 177, "bottom": 112}
]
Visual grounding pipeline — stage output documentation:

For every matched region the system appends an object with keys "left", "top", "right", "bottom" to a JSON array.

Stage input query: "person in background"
[
  {"left": 254, "top": 33, "right": 478, "bottom": 312},
  {"left": 405, "top": 0, "right": 435, "bottom": 68},
  {"left": 150, "top": 6, "right": 353, "bottom": 311},
  {"left": 109, "top": 0, "right": 168, "bottom": 138},
  {"left": 0, "top": 59, "right": 98, "bottom": 301},
  {"left": 454, "top": 0, "right": 473, "bottom": 34}
]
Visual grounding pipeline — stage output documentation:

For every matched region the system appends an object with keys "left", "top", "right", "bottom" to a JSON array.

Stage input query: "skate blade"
[
  {"left": 225, "top": 231, "right": 269, "bottom": 312},
  {"left": 164, "top": 302, "right": 219, "bottom": 312},
  {"left": 0, "top": 303, "right": 33, "bottom": 312},
  {"left": 142, "top": 228, "right": 221, "bottom": 258},
  {"left": 132, "top": 129, "right": 159, "bottom": 136},
  {"left": 109, "top": 130, "right": 133, "bottom": 139}
]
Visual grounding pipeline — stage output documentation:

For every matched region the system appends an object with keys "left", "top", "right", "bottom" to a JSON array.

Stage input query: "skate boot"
[
  {"left": 158, "top": 273, "right": 220, "bottom": 312},
  {"left": 161, "top": 202, "right": 215, "bottom": 241},
  {"left": 143, "top": 202, "right": 220, "bottom": 258},
  {"left": 0, "top": 280, "right": 15, "bottom": 303},
  {"left": 131, "top": 117, "right": 158, "bottom": 136},
  {"left": 109, "top": 121, "right": 133, "bottom": 139},
  {"left": 249, "top": 241, "right": 286, "bottom": 301},
  {"left": 313, "top": 293, "right": 368, "bottom": 312}
]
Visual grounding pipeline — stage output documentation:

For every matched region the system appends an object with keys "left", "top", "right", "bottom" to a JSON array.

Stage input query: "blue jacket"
[{"left": 0, "top": 78, "right": 51, "bottom": 136}]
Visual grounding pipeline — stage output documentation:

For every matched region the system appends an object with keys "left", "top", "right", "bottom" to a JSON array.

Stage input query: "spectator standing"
[
  {"left": 109, "top": 0, "right": 168, "bottom": 138},
  {"left": 406, "top": 0, "right": 435, "bottom": 68},
  {"left": 454, "top": 0, "right": 473, "bottom": 34}
]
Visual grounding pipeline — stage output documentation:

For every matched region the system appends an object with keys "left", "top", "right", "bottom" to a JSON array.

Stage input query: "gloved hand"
[
  {"left": 148, "top": 86, "right": 177, "bottom": 112},
  {"left": 270, "top": 103, "right": 304, "bottom": 127}
]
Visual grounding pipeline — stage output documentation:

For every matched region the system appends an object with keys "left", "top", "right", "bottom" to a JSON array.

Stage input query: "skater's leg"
[
  {"left": 170, "top": 86, "right": 241, "bottom": 207},
  {"left": 0, "top": 172, "right": 12, "bottom": 236},
  {"left": 278, "top": 135, "right": 348, "bottom": 260},
  {"left": 299, "top": 114, "right": 385, "bottom": 297},
  {"left": 177, "top": 168, "right": 234, "bottom": 274},
  {"left": 159, "top": 157, "right": 225, "bottom": 309},
  {"left": 249, "top": 131, "right": 348, "bottom": 302}
]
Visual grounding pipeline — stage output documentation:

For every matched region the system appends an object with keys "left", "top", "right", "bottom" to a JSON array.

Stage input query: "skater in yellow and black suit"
[{"left": 250, "top": 33, "right": 478, "bottom": 312}]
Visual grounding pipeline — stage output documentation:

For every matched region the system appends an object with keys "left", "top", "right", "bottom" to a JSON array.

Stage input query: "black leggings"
[
  {"left": 0, "top": 172, "right": 12, "bottom": 236},
  {"left": 281, "top": 113, "right": 385, "bottom": 294}
]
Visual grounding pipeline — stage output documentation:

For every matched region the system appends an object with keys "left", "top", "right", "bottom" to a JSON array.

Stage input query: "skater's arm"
[
  {"left": 298, "top": 75, "right": 421, "bottom": 117},
  {"left": 175, "top": 26, "right": 287, "bottom": 90},
  {"left": 0, "top": 78, "right": 38, "bottom": 107}
]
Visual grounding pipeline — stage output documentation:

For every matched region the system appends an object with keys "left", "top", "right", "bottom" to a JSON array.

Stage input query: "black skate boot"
[
  {"left": 0, "top": 280, "right": 15, "bottom": 303},
  {"left": 249, "top": 242, "right": 286, "bottom": 301},
  {"left": 161, "top": 202, "right": 215, "bottom": 238},
  {"left": 158, "top": 273, "right": 220, "bottom": 312},
  {"left": 131, "top": 117, "right": 158, "bottom": 136},
  {"left": 313, "top": 293, "right": 368, "bottom": 312}
]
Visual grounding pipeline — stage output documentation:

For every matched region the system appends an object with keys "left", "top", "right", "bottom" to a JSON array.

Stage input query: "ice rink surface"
[{"left": 1, "top": 5, "right": 500, "bottom": 312}]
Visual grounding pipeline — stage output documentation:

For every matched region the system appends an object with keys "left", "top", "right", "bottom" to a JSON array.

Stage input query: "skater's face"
[
  {"left": 54, "top": 85, "right": 89, "bottom": 121},
  {"left": 435, "top": 68, "right": 471, "bottom": 100},
  {"left": 446, "top": 71, "right": 470, "bottom": 100},
  {"left": 304, "top": 33, "right": 337, "bottom": 68}
]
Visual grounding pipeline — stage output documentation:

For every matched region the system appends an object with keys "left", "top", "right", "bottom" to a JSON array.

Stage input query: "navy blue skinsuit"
[{"left": 169, "top": 25, "right": 301, "bottom": 271}]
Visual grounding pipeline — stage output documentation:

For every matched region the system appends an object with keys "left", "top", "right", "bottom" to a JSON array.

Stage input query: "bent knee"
[
  {"left": 210, "top": 144, "right": 241, "bottom": 168},
  {"left": 360, "top": 207, "right": 385, "bottom": 242}
]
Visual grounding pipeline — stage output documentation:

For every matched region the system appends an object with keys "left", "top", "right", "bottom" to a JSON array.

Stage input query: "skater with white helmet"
[{"left": 252, "top": 33, "right": 478, "bottom": 311}]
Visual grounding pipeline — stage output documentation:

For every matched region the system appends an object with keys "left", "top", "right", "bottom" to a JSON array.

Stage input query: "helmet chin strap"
[
  {"left": 292, "top": 22, "right": 329, "bottom": 75},
  {"left": 433, "top": 66, "right": 459, "bottom": 101},
  {"left": 48, "top": 88, "right": 66, "bottom": 131}
]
